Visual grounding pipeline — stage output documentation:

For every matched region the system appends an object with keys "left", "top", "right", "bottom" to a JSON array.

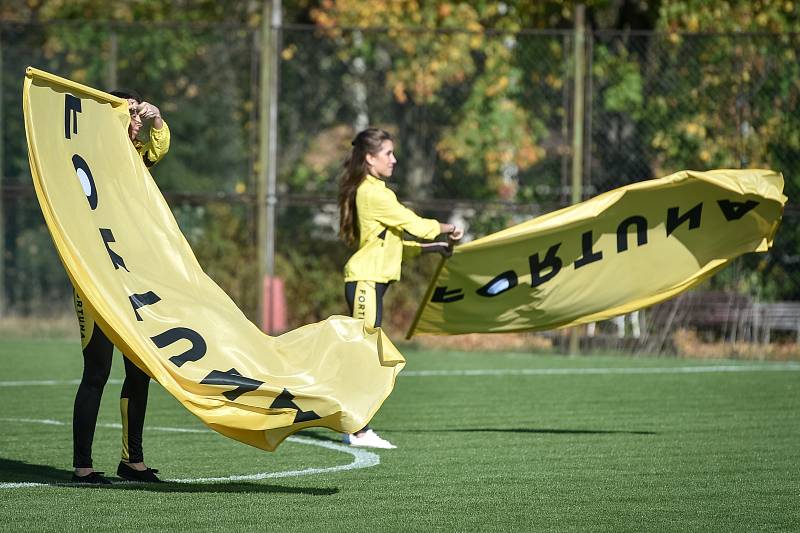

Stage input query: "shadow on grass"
[
  {"left": 0, "top": 457, "right": 338, "bottom": 495},
  {"left": 393, "top": 428, "right": 656, "bottom": 435},
  {"left": 294, "top": 429, "right": 344, "bottom": 444},
  {"left": 0, "top": 457, "right": 73, "bottom": 484},
  {"left": 101, "top": 482, "right": 338, "bottom": 495},
  {"left": 290, "top": 426, "right": 656, "bottom": 439}
]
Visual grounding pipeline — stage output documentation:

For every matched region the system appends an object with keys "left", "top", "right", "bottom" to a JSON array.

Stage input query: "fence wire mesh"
[{"left": 2, "top": 21, "right": 798, "bottom": 354}]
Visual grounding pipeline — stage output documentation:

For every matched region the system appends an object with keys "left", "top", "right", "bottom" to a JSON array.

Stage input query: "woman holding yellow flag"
[
  {"left": 337, "top": 127, "right": 463, "bottom": 449},
  {"left": 71, "top": 89, "right": 169, "bottom": 484}
]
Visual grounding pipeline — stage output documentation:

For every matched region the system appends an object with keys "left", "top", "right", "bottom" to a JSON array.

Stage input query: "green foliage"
[
  {"left": 3, "top": 0, "right": 800, "bottom": 320},
  {"left": 594, "top": 44, "right": 643, "bottom": 115},
  {"left": 308, "top": 1, "right": 564, "bottom": 201},
  {"left": 6, "top": 221, "right": 70, "bottom": 314},
  {"left": 276, "top": 245, "right": 348, "bottom": 326},
  {"left": 273, "top": 205, "right": 350, "bottom": 325}
]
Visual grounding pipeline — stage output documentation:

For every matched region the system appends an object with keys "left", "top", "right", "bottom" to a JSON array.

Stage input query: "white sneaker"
[{"left": 344, "top": 429, "right": 397, "bottom": 449}]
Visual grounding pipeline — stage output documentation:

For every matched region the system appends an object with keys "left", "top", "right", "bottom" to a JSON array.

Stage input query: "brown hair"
[
  {"left": 109, "top": 88, "right": 142, "bottom": 103},
  {"left": 338, "top": 128, "right": 393, "bottom": 246}
]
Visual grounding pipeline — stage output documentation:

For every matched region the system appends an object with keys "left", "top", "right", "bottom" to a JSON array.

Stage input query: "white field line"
[
  {"left": 2, "top": 362, "right": 797, "bottom": 486},
  {"left": 173, "top": 437, "right": 380, "bottom": 483},
  {"left": 401, "top": 363, "right": 800, "bottom": 377},
  {"left": 2, "top": 364, "right": 799, "bottom": 387},
  {"left": 0, "top": 418, "right": 379, "bottom": 488}
]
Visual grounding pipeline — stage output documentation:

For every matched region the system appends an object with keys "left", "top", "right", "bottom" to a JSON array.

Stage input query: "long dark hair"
[{"left": 338, "top": 128, "right": 393, "bottom": 246}]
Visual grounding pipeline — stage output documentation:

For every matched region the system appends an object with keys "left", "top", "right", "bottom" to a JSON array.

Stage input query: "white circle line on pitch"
[{"left": 0, "top": 418, "right": 379, "bottom": 488}]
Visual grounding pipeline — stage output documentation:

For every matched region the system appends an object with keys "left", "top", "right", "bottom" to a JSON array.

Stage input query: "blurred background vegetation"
[{"left": 1, "top": 1, "right": 798, "bottom": 353}]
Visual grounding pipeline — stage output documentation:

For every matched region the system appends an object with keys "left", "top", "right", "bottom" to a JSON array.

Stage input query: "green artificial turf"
[{"left": 0, "top": 339, "right": 798, "bottom": 531}]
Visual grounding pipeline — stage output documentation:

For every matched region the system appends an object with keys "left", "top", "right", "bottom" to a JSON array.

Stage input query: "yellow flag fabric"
[
  {"left": 408, "top": 169, "right": 786, "bottom": 337},
  {"left": 24, "top": 67, "right": 404, "bottom": 451}
]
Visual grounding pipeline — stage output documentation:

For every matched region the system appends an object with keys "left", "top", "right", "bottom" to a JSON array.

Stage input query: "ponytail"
[{"left": 338, "top": 128, "right": 393, "bottom": 246}]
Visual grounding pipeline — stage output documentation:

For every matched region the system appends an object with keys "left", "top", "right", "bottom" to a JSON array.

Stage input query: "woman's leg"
[
  {"left": 342, "top": 282, "right": 395, "bottom": 448},
  {"left": 119, "top": 355, "right": 150, "bottom": 465},
  {"left": 72, "top": 291, "right": 113, "bottom": 471},
  {"left": 116, "top": 356, "right": 162, "bottom": 482},
  {"left": 344, "top": 280, "right": 388, "bottom": 328}
]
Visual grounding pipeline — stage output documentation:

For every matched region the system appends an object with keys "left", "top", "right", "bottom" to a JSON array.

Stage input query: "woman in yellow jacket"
[
  {"left": 338, "top": 127, "right": 463, "bottom": 449},
  {"left": 71, "top": 89, "right": 169, "bottom": 484}
]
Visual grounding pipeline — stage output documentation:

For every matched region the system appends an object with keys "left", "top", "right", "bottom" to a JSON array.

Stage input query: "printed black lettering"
[
  {"left": 574, "top": 231, "right": 603, "bottom": 269},
  {"left": 717, "top": 199, "right": 759, "bottom": 221},
  {"left": 201, "top": 368, "right": 264, "bottom": 401},
  {"left": 529, "top": 243, "right": 562, "bottom": 287},
  {"left": 99, "top": 228, "right": 129, "bottom": 271},
  {"left": 270, "top": 388, "right": 321, "bottom": 423},
  {"left": 151, "top": 327, "right": 207, "bottom": 368},
  {"left": 75, "top": 298, "right": 86, "bottom": 339},
  {"left": 617, "top": 216, "right": 648, "bottom": 252},
  {"left": 64, "top": 94, "right": 81, "bottom": 139},
  {"left": 129, "top": 291, "right": 161, "bottom": 321},
  {"left": 476, "top": 271, "right": 518, "bottom": 297},
  {"left": 431, "top": 286, "right": 464, "bottom": 303},
  {"left": 666, "top": 203, "right": 702, "bottom": 236},
  {"left": 72, "top": 154, "right": 98, "bottom": 210}
]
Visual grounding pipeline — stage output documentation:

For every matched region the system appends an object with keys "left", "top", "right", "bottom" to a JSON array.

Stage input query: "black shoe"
[
  {"left": 71, "top": 471, "right": 112, "bottom": 485},
  {"left": 117, "top": 461, "right": 163, "bottom": 483}
]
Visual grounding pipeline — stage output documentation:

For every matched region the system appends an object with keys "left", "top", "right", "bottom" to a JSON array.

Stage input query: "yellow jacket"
[
  {"left": 134, "top": 121, "right": 170, "bottom": 167},
  {"left": 344, "top": 175, "right": 441, "bottom": 283}
]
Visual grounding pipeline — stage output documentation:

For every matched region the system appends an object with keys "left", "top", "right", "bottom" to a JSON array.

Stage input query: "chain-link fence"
[{"left": 2, "top": 21, "right": 798, "bottom": 355}]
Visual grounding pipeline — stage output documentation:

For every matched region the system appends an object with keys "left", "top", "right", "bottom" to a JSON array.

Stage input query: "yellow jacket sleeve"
[
  {"left": 369, "top": 186, "right": 440, "bottom": 240},
  {"left": 138, "top": 120, "right": 171, "bottom": 167},
  {"left": 344, "top": 175, "right": 442, "bottom": 283}
]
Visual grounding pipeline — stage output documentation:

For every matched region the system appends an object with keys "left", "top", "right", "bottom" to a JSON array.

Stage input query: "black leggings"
[
  {"left": 344, "top": 281, "right": 390, "bottom": 434},
  {"left": 72, "top": 303, "right": 150, "bottom": 468},
  {"left": 344, "top": 281, "right": 390, "bottom": 328}
]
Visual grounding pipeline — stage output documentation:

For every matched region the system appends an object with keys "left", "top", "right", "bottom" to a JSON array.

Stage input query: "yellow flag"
[
  {"left": 408, "top": 169, "right": 786, "bottom": 337},
  {"left": 24, "top": 67, "right": 404, "bottom": 451}
]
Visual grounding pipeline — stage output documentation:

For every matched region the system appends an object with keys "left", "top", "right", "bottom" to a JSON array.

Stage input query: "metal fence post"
[
  {"left": 569, "top": 4, "right": 586, "bottom": 355},
  {"left": 258, "top": 0, "right": 282, "bottom": 333},
  {"left": 0, "top": 25, "right": 4, "bottom": 317}
]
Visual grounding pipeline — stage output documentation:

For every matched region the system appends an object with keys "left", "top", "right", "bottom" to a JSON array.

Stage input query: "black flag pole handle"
[{"left": 405, "top": 253, "right": 449, "bottom": 340}]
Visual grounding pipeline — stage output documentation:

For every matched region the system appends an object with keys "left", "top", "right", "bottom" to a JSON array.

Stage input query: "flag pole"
[{"left": 405, "top": 255, "right": 448, "bottom": 340}]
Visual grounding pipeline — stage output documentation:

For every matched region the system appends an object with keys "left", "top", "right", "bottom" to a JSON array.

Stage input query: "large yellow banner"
[
  {"left": 24, "top": 67, "right": 404, "bottom": 451},
  {"left": 408, "top": 169, "right": 786, "bottom": 337}
]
